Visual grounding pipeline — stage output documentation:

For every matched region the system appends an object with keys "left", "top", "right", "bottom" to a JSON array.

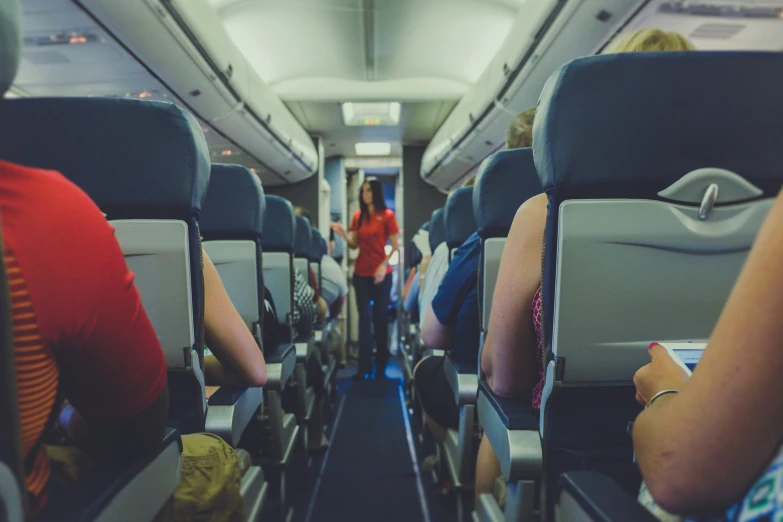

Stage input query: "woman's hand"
[
  {"left": 373, "top": 262, "right": 387, "bottom": 284},
  {"left": 633, "top": 343, "right": 690, "bottom": 406},
  {"left": 330, "top": 222, "right": 347, "bottom": 239}
]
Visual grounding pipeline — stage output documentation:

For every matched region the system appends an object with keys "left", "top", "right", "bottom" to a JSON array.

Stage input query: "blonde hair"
[
  {"left": 462, "top": 175, "right": 477, "bottom": 188},
  {"left": 505, "top": 107, "right": 537, "bottom": 149},
  {"left": 606, "top": 28, "right": 695, "bottom": 54}
]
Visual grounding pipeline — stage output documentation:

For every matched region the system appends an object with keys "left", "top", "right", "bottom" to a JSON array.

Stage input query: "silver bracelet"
[{"left": 645, "top": 389, "right": 679, "bottom": 409}]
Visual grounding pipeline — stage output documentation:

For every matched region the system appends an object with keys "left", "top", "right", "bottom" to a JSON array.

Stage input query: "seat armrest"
[
  {"left": 477, "top": 380, "right": 541, "bottom": 482},
  {"left": 34, "top": 429, "right": 182, "bottom": 522},
  {"left": 265, "top": 343, "right": 296, "bottom": 390},
  {"left": 294, "top": 334, "right": 315, "bottom": 361},
  {"left": 206, "top": 386, "right": 262, "bottom": 447},
  {"left": 0, "top": 462, "right": 23, "bottom": 522},
  {"left": 556, "top": 471, "right": 657, "bottom": 522},
  {"left": 443, "top": 354, "right": 478, "bottom": 406}
]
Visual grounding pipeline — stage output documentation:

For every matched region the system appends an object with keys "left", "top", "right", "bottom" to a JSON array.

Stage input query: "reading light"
[
  {"left": 342, "top": 102, "right": 401, "bottom": 126},
  {"left": 355, "top": 142, "right": 392, "bottom": 156}
]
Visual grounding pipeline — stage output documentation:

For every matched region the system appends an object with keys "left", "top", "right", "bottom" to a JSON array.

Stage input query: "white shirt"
[
  {"left": 418, "top": 241, "right": 449, "bottom": 329},
  {"left": 320, "top": 255, "right": 348, "bottom": 306}
]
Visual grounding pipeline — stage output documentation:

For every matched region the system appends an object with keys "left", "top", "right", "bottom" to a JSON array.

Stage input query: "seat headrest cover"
[
  {"left": 428, "top": 208, "right": 445, "bottom": 252},
  {"left": 309, "top": 229, "right": 323, "bottom": 262},
  {"left": 0, "top": 98, "right": 210, "bottom": 215},
  {"left": 445, "top": 186, "right": 476, "bottom": 248},
  {"left": 201, "top": 164, "right": 265, "bottom": 238},
  {"left": 474, "top": 148, "right": 542, "bottom": 239},
  {"left": 534, "top": 52, "right": 783, "bottom": 201},
  {"left": 261, "top": 195, "right": 296, "bottom": 253},
  {"left": 0, "top": 0, "right": 20, "bottom": 97},
  {"left": 294, "top": 215, "right": 311, "bottom": 258}
]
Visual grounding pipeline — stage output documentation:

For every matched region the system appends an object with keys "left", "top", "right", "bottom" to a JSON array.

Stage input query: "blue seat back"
[
  {"left": 473, "top": 148, "right": 542, "bottom": 332},
  {"left": 444, "top": 186, "right": 476, "bottom": 253},
  {"left": 201, "top": 164, "right": 266, "bottom": 339},
  {"left": 428, "top": 208, "right": 445, "bottom": 253},
  {"left": 533, "top": 51, "right": 783, "bottom": 513},
  {"left": 309, "top": 228, "right": 324, "bottom": 263},
  {"left": 261, "top": 196, "right": 296, "bottom": 254},
  {"left": 294, "top": 215, "right": 311, "bottom": 282},
  {"left": 261, "top": 196, "right": 296, "bottom": 337}
]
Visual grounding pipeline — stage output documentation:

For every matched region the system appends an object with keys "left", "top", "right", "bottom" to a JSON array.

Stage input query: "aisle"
[{"left": 302, "top": 362, "right": 429, "bottom": 522}]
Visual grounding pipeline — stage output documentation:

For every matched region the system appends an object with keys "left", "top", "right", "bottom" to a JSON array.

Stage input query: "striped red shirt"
[{"left": 1, "top": 161, "right": 167, "bottom": 509}]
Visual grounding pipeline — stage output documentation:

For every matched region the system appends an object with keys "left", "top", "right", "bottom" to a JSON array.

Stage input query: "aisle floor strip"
[
  {"left": 399, "top": 384, "right": 432, "bottom": 522},
  {"left": 303, "top": 394, "right": 347, "bottom": 522}
]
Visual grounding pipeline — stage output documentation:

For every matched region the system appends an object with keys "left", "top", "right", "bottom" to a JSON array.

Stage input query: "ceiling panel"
[
  {"left": 212, "top": 0, "right": 366, "bottom": 85},
  {"left": 286, "top": 100, "right": 456, "bottom": 158},
  {"left": 374, "top": 0, "right": 515, "bottom": 84}
]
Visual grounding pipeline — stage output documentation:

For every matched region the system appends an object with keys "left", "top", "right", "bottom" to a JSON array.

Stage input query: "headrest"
[
  {"left": 309, "top": 229, "right": 324, "bottom": 262},
  {"left": 0, "top": 98, "right": 210, "bottom": 218},
  {"left": 444, "top": 187, "right": 476, "bottom": 249},
  {"left": 474, "top": 149, "right": 542, "bottom": 239},
  {"left": 534, "top": 52, "right": 783, "bottom": 202},
  {"left": 320, "top": 236, "right": 328, "bottom": 256},
  {"left": 294, "top": 215, "right": 311, "bottom": 258},
  {"left": 201, "top": 164, "right": 265, "bottom": 239},
  {"left": 261, "top": 195, "right": 296, "bottom": 253},
  {"left": 0, "top": 0, "right": 20, "bottom": 97},
  {"left": 428, "top": 208, "right": 445, "bottom": 252}
]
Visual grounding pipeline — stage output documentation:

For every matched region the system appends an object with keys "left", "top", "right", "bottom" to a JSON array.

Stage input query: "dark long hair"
[{"left": 358, "top": 177, "right": 387, "bottom": 227}]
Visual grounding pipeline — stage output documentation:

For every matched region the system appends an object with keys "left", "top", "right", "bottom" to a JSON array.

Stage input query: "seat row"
[
  {"left": 0, "top": 96, "right": 340, "bottom": 522},
  {"left": 400, "top": 49, "right": 783, "bottom": 522}
]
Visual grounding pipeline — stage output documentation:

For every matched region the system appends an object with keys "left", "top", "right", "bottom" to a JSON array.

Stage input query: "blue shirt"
[{"left": 431, "top": 232, "right": 481, "bottom": 371}]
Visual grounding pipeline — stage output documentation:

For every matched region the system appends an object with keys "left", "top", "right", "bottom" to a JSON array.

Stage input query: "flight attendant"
[{"left": 331, "top": 178, "right": 399, "bottom": 380}]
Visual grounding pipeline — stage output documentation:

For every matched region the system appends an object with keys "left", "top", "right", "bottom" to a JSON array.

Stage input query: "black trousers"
[{"left": 352, "top": 273, "right": 392, "bottom": 375}]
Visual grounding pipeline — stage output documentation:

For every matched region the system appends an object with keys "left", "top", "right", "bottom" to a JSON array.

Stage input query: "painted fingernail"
[{"left": 649, "top": 342, "right": 658, "bottom": 351}]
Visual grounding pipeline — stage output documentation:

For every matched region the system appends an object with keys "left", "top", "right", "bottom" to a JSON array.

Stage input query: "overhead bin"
[
  {"left": 79, "top": 0, "right": 317, "bottom": 186},
  {"left": 421, "top": 0, "right": 643, "bottom": 189}
]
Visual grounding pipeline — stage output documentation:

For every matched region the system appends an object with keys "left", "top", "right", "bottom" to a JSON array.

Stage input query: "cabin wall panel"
[{"left": 402, "top": 145, "right": 446, "bottom": 260}]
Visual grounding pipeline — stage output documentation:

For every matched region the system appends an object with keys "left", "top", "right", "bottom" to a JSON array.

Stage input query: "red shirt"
[
  {"left": 0, "top": 161, "right": 167, "bottom": 507},
  {"left": 350, "top": 209, "right": 399, "bottom": 277}
]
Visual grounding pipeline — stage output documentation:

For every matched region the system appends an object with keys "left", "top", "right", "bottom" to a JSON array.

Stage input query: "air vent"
[
  {"left": 659, "top": 1, "right": 782, "bottom": 18},
  {"left": 21, "top": 50, "right": 70, "bottom": 65},
  {"left": 23, "top": 31, "right": 100, "bottom": 47},
  {"left": 690, "top": 22, "right": 745, "bottom": 39}
]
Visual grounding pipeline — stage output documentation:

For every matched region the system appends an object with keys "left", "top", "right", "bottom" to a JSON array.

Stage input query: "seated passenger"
[
  {"left": 418, "top": 176, "right": 476, "bottom": 329},
  {"left": 2, "top": 160, "right": 169, "bottom": 515},
  {"left": 1, "top": 164, "right": 259, "bottom": 521},
  {"left": 293, "top": 205, "right": 329, "bottom": 328},
  {"left": 417, "top": 231, "right": 482, "bottom": 444},
  {"left": 475, "top": 28, "right": 695, "bottom": 509},
  {"left": 631, "top": 191, "right": 783, "bottom": 520}
]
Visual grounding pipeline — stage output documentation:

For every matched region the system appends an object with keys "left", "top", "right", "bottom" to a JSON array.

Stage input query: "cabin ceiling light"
[
  {"left": 342, "top": 102, "right": 401, "bottom": 126},
  {"left": 355, "top": 142, "right": 392, "bottom": 156}
]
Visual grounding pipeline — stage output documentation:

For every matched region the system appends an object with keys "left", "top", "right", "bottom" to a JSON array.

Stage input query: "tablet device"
[{"left": 656, "top": 341, "right": 707, "bottom": 375}]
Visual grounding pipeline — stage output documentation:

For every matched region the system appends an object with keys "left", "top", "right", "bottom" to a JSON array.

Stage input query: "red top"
[
  {"left": 1, "top": 161, "right": 167, "bottom": 509},
  {"left": 350, "top": 208, "right": 399, "bottom": 277}
]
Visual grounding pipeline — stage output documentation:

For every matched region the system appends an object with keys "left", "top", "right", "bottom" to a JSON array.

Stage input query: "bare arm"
[
  {"left": 203, "top": 250, "right": 267, "bottom": 387},
  {"left": 633, "top": 190, "right": 783, "bottom": 514},
  {"left": 330, "top": 222, "right": 359, "bottom": 249},
  {"left": 481, "top": 194, "right": 546, "bottom": 397},
  {"left": 421, "top": 305, "right": 454, "bottom": 349}
]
